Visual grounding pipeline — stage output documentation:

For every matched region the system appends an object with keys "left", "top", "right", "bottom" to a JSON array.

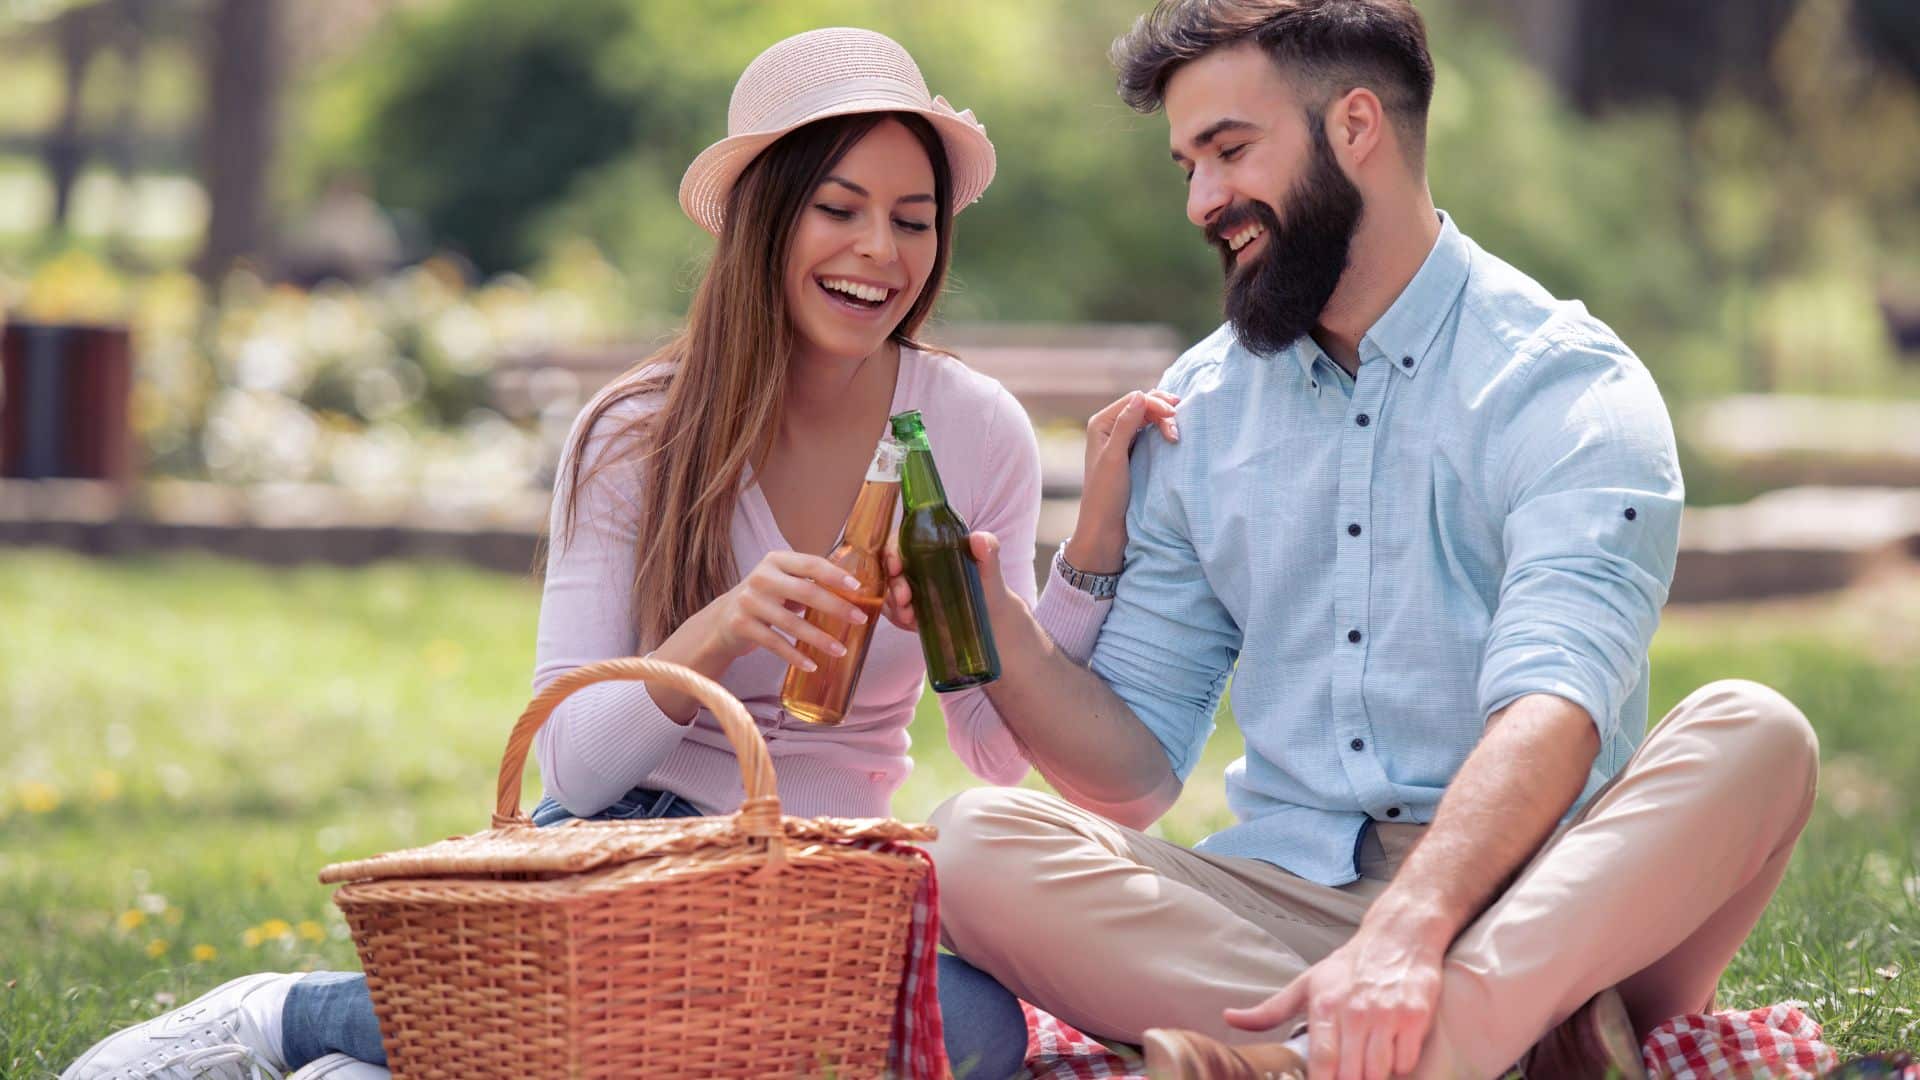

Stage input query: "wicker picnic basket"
[{"left": 318, "top": 657, "right": 937, "bottom": 1079}]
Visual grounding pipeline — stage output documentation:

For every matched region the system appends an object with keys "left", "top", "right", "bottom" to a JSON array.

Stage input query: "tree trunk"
[
  {"left": 46, "top": 8, "right": 98, "bottom": 232},
  {"left": 194, "top": 0, "right": 283, "bottom": 282},
  {"left": 108, "top": 0, "right": 149, "bottom": 262}
]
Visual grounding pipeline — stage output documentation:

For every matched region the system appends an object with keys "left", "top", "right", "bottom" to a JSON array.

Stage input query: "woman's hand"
[
  {"left": 701, "top": 551, "right": 872, "bottom": 672},
  {"left": 1064, "top": 390, "right": 1179, "bottom": 574},
  {"left": 647, "top": 550, "right": 870, "bottom": 722}
]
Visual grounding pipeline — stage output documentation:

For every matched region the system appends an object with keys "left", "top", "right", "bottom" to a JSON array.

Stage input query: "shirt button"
[
  {"left": 1347, "top": 523, "right": 1362, "bottom": 537},
  {"left": 1349, "top": 738, "right": 1365, "bottom": 751},
  {"left": 1401, "top": 356, "right": 1414, "bottom": 369},
  {"left": 1624, "top": 507, "right": 1638, "bottom": 521},
  {"left": 1356, "top": 413, "right": 1371, "bottom": 427},
  {"left": 1386, "top": 807, "right": 1402, "bottom": 819},
  {"left": 1347, "top": 629, "right": 1362, "bottom": 644}
]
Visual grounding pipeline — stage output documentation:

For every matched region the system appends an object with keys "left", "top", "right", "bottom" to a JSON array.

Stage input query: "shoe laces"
[
  {"left": 152, "top": 1042, "right": 286, "bottom": 1080},
  {"left": 116, "top": 1002, "right": 285, "bottom": 1080}
]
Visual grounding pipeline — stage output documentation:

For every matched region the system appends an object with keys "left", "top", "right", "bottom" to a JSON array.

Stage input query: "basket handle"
[{"left": 491, "top": 658, "right": 782, "bottom": 848}]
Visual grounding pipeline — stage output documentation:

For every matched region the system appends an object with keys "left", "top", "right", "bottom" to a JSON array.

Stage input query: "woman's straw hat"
[{"left": 678, "top": 27, "right": 996, "bottom": 236}]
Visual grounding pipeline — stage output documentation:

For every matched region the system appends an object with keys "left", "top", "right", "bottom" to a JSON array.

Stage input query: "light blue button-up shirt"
[{"left": 1090, "top": 212, "right": 1684, "bottom": 886}]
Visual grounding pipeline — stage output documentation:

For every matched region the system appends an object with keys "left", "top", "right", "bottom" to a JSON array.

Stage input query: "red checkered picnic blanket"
[
  {"left": 1639, "top": 1004, "right": 1915, "bottom": 1079},
  {"left": 887, "top": 842, "right": 949, "bottom": 1080},
  {"left": 888, "top": 852, "right": 1914, "bottom": 1080},
  {"left": 1015, "top": 1002, "right": 1918, "bottom": 1079},
  {"left": 1013, "top": 999, "right": 1912, "bottom": 1076},
  {"left": 1018, "top": 1004, "right": 1144, "bottom": 1078}
]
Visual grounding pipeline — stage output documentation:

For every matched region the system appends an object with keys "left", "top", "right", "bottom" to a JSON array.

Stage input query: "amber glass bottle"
[{"left": 779, "top": 434, "right": 904, "bottom": 724}]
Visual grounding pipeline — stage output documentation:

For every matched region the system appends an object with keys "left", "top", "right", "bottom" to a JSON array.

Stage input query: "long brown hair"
[{"left": 555, "top": 111, "right": 955, "bottom": 648}]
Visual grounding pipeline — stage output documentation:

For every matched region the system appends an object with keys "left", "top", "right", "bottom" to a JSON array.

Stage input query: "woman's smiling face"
[{"left": 784, "top": 118, "right": 940, "bottom": 364}]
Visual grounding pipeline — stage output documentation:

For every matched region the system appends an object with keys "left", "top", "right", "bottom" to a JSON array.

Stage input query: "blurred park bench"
[
  {"left": 10, "top": 475, "right": 1920, "bottom": 606},
  {"left": 15, "top": 328, "right": 1920, "bottom": 600},
  {"left": 1687, "top": 395, "right": 1920, "bottom": 489}
]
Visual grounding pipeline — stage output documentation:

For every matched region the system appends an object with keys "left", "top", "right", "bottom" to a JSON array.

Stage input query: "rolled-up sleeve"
[
  {"left": 1476, "top": 337, "right": 1683, "bottom": 741},
  {"left": 1087, "top": 436, "right": 1241, "bottom": 781}
]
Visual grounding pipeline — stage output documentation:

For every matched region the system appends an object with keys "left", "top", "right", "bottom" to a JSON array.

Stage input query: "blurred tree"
[
  {"left": 338, "top": 0, "right": 641, "bottom": 275},
  {"left": 1857, "top": 0, "right": 1920, "bottom": 82},
  {"left": 42, "top": 1, "right": 102, "bottom": 231},
  {"left": 195, "top": 0, "right": 283, "bottom": 282},
  {"left": 272, "top": 0, "right": 1920, "bottom": 402}
]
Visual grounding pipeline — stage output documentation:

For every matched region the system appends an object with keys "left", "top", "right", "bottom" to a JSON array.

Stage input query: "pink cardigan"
[{"left": 532, "top": 346, "right": 1109, "bottom": 819}]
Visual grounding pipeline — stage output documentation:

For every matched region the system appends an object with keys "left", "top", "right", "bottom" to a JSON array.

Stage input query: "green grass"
[{"left": 3, "top": 550, "right": 1917, "bottom": 1074}]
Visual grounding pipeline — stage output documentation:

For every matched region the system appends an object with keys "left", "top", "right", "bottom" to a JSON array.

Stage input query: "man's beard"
[{"left": 1210, "top": 120, "right": 1364, "bottom": 356}]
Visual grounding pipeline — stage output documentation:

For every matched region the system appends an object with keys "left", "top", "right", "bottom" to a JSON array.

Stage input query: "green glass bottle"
[{"left": 889, "top": 409, "right": 1000, "bottom": 691}]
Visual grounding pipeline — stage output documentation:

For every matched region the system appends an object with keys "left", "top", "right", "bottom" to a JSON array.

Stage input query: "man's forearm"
[
  {"left": 1363, "top": 693, "right": 1600, "bottom": 946},
  {"left": 984, "top": 600, "right": 1180, "bottom": 828}
]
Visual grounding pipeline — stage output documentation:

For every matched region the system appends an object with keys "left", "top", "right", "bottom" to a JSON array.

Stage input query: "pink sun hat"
[{"left": 677, "top": 27, "right": 997, "bottom": 237}]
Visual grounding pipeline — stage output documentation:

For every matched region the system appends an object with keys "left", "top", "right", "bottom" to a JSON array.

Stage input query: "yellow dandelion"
[
  {"left": 242, "top": 927, "right": 264, "bottom": 948},
  {"left": 296, "top": 920, "right": 325, "bottom": 942},
  {"left": 116, "top": 909, "right": 147, "bottom": 932},
  {"left": 191, "top": 944, "right": 218, "bottom": 962},
  {"left": 145, "top": 939, "right": 169, "bottom": 958},
  {"left": 91, "top": 770, "right": 123, "bottom": 803},
  {"left": 259, "top": 918, "right": 292, "bottom": 939},
  {"left": 18, "top": 781, "right": 61, "bottom": 815}
]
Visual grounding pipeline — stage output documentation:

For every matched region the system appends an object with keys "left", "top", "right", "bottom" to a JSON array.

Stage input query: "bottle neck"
[
  {"left": 841, "top": 476, "right": 899, "bottom": 551},
  {"left": 900, "top": 448, "right": 949, "bottom": 511}
]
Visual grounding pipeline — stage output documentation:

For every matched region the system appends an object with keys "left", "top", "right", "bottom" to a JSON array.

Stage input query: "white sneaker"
[
  {"left": 286, "top": 1055, "right": 389, "bottom": 1079},
  {"left": 62, "top": 973, "right": 298, "bottom": 1079}
]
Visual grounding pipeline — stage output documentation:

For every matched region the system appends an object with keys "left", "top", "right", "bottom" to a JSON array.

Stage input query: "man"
[{"left": 927, "top": 2, "right": 1819, "bottom": 1078}]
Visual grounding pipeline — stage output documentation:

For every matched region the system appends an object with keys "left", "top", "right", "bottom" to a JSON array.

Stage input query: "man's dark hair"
[{"left": 1113, "top": 0, "right": 1435, "bottom": 165}]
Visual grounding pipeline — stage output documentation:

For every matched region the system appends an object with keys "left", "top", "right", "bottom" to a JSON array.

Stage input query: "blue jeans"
[{"left": 282, "top": 788, "right": 1028, "bottom": 1077}]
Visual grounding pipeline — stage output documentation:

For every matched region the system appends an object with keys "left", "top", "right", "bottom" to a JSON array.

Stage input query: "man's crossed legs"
[{"left": 928, "top": 679, "right": 1817, "bottom": 1078}]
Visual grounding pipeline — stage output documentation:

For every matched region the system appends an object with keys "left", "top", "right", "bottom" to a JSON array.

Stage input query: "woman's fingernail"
[
  {"left": 802, "top": 659, "right": 818, "bottom": 672},
  {"left": 830, "top": 643, "right": 847, "bottom": 657},
  {"left": 850, "top": 609, "right": 869, "bottom": 624},
  {"left": 843, "top": 575, "right": 861, "bottom": 590},
  {"left": 1169, "top": 422, "right": 1181, "bottom": 440}
]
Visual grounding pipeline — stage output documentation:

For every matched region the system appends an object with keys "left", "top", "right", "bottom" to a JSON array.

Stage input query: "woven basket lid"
[{"left": 319, "top": 814, "right": 933, "bottom": 884}]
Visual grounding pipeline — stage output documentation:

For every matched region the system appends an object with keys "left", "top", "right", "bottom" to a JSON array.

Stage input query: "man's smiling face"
[{"left": 1166, "top": 43, "right": 1365, "bottom": 354}]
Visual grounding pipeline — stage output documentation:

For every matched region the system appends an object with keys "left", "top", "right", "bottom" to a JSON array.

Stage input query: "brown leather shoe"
[
  {"left": 1515, "top": 987, "right": 1648, "bottom": 1079},
  {"left": 1141, "top": 1028, "right": 1307, "bottom": 1080}
]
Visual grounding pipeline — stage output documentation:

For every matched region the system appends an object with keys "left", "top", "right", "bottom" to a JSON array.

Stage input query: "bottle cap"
[{"left": 868, "top": 435, "right": 907, "bottom": 480}]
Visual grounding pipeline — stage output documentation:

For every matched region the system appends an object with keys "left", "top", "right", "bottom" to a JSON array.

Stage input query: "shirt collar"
[
  {"left": 1287, "top": 337, "right": 1327, "bottom": 385},
  {"left": 1261, "top": 211, "right": 1472, "bottom": 386},
  {"left": 1361, "top": 210, "right": 1471, "bottom": 380}
]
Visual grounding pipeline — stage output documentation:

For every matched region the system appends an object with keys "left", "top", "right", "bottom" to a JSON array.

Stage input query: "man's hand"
[
  {"left": 1222, "top": 695, "right": 1597, "bottom": 1079},
  {"left": 1224, "top": 908, "right": 1448, "bottom": 1080},
  {"left": 882, "top": 531, "right": 1018, "bottom": 633}
]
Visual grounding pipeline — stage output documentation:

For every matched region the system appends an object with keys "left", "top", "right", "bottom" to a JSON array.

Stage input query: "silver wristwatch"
[{"left": 1053, "top": 543, "right": 1121, "bottom": 600}]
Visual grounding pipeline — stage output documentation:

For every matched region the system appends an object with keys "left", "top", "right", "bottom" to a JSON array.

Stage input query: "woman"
[{"left": 63, "top": 27, "right": 1172, "bottom": 1080}]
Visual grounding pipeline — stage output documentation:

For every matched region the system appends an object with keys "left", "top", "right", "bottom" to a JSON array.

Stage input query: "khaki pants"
[{"left": 926, "top": 679, "right": 1818, "bottom": 1078}]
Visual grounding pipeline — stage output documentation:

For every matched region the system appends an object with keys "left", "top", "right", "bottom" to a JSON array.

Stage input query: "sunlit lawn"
[{"left": 3, "top": 550, "right": 1917, "bottom": 1076}]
